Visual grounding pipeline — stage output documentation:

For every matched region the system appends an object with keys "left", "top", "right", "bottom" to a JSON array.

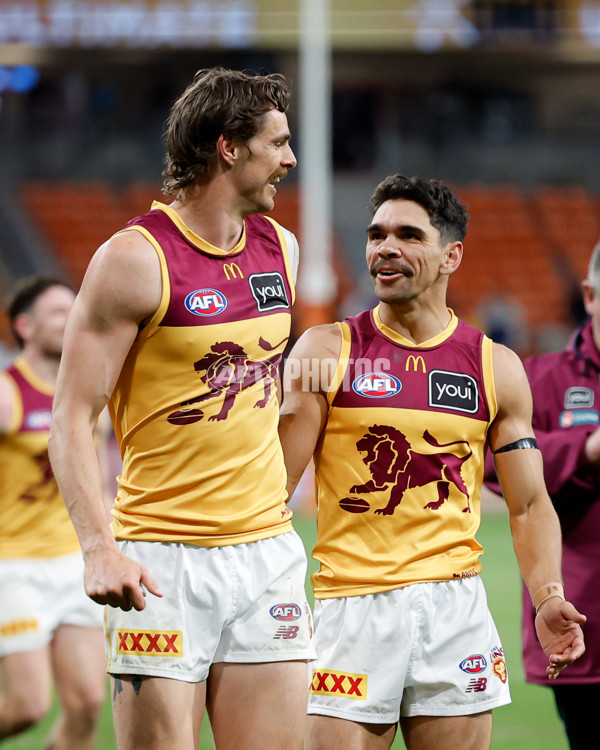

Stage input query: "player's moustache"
[
  {"left": 270, "top": 169, "right": 288, "bottom": 183},
  {"left": 370, "top": 261, "right": 413, "bottom": 277}
]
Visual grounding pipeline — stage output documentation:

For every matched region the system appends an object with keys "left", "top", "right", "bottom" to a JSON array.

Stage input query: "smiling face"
[
  {"left": 230, "top": 108, "right": 296, "bottom": 215},
  {"left": 366, "top": 199, "right": 462, "bottom": 307}
]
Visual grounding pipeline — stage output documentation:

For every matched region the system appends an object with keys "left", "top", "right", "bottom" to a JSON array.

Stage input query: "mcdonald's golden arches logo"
[
  {"left": 405, "top": 355, "right": 426, "bottom": 373},
  {"left": 223, "top": 263, "right": 244, "bottom": 280}
]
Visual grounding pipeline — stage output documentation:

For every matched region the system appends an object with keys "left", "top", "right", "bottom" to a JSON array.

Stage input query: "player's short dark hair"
[
  {"left": 370, "top": 174, "right": 469, "bottom": 243},
  {"left": 6, "top": 275, "right": 72, "bottom": 348},
  {"left": 162, "top": 67, "right": 292, "bottom": 196}
]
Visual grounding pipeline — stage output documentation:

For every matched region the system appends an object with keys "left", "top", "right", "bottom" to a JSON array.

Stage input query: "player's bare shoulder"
[
  {"left": 292, "top": 322, "right": 342, "bottom": 361},
  {"left": 491, "top": 340, "right": 532, "bottom": 414},
  {"left": 284, "top": 323, "right": 342, "bottom": 397},
  {"left": 78, "top": 228, "right": 163, "bottom": 328},
  {"left": 0, "top": 371, "right": 17, "bottom": 434}
]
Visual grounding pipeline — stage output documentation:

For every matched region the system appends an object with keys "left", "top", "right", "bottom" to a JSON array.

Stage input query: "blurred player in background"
[
  {"left": 279, "top": 174, "right": 586, "bottom": 750},
  {"left": 0, "top": 276, "right": 106, "bottom": 749},
  {"left": 49, "top": 68, "right": 314, "bottom": 750},
  {"left": 485, "top": 240, "right": 600, "bottom": 750}
]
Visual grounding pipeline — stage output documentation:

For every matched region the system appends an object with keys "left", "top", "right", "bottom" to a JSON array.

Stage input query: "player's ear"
[
  {"left": 582, "top": 279, "right": 597, "bottom": 315},
  {"left": 440, "top": 241, "right": 463, "bottom": 276},
  {"left": 12, "top": 312, "right": 33, "bottom": 345},
  {"left": 217, "top": 134, "right": 241, "bottom": 167}
]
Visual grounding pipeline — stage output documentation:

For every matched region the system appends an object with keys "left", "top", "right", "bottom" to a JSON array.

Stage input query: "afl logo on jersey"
[
  {"left": 184, "top": 289, "right": 227, "bottom": 317},
  {"left": 25, "top": 409, "right": 52, "bottom": 430},
  {"left": 352, "top": 372, "right": 402, "bottom": 398}
]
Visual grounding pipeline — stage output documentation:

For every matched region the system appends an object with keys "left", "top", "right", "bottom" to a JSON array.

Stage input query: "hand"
[
  {"left": 534, "top": 598, "right": 587, "bottom": 680},
  {"left": 83, "top": 545, "right": 163, "bottom": 612}
]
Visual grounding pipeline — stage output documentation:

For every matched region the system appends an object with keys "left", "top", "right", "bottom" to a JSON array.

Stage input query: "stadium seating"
[
  {"left": 532, "top": 186, "right": 600, "bottom": 280},
  {"left": 20, "top": 181, "right": 133, "bottom": 285},
  {"left": 452, "top": 185, "right": 567, "bottom": 331},
  {"left": 13, "top": 180, "right": 600, "bottom": 355}
]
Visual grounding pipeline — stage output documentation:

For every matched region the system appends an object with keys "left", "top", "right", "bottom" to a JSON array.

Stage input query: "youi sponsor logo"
[
  {"left": 249, "top": 272, "right": 290, "bottom": 312},
  {"left": 429, "top": 370, "right": 478, "bottom": 413},
  {"left": 564, "top": 386, "right": 594, "bottom": 409}
]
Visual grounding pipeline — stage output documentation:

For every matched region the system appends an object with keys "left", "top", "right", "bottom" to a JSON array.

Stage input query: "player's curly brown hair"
[{"left": 162, "top": 68, "right": 291, "bottom": 196}]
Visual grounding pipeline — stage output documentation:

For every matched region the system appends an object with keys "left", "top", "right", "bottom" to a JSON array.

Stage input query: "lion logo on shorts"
[
  {"left": 345, "top": 425, "right": 472, "bottom": 515},
  {"left": 167, "top": 336, "right": 287, "bottom": 424}
]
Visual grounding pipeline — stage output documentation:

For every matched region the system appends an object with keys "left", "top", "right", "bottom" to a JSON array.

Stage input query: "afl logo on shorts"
[
  {"left": 184, "top": 289, "right": 227, "bottom": 317},
  {"left": 352, "top": 372, "right": 402, "bottom": 398},
  {"left": 459, "top": 654, "right": 487, "bottom": 674},
  {"left": 270, "top": 603, "right": 301, "bottom": 621}
]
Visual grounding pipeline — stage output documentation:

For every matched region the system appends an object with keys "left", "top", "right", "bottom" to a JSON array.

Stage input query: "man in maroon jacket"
[{"left": 485, "top": 241, "right": 600, "bottom": 750}]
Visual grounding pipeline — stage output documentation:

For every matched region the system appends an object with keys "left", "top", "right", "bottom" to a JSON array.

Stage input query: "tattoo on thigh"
[
  {"left": 112, "top": 675, "right": 123, "bottom": 702},
  {"left": 132, "top": 676, "right": 143, "bottom": 696}
]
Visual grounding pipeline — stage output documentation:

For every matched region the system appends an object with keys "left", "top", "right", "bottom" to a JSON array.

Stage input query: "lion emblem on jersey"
[
  {"left": 167, "top": 336, "right": 287, "bottom": 424},
  {"left": 18, "top": 450, "right": 59, "bottom": 503},
  {"left": 346, "top": 425, "right": 472, "bottom": 514}
]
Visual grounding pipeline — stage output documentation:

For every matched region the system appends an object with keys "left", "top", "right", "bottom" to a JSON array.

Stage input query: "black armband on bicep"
[{"left": 493, "top": 437, "right": 538, "bottom": 454}]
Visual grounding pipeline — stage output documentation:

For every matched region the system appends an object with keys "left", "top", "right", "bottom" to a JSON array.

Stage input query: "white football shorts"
[
  {"left": 105, "top": 530, "right": 316, "bottom": 682},
  {"left": 308, "top": 576, "right": 511, "bottom": 723},
  {"left": 0, "top": 551, "right": 104, "bottom": 657}
]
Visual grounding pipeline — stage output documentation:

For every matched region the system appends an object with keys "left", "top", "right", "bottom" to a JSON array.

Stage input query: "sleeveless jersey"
[
  {"left": 0, "top": 357, "right": 80, "bottom": 558},
  {"left": 109, "top": 202, "right": 296, "bottom": 545},
  {"left": 312, "top": 306, "right": 498, "bottom": 598}
]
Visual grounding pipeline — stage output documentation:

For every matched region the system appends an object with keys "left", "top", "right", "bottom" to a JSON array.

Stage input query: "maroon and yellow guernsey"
[
  {"left": 0, "top": 357, "right": 79, "bottom": 558},
  {"left": 313, "top": 306, "right": 497, "bottom": 598},
  {"left": 109, "top": 202, "right": 296, "bottom": 546}
]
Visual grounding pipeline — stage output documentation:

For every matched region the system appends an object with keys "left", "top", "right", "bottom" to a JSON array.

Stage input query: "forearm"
[
  {"left": 49, "top": 409, "right": 117, "bottom": 555},
  {"left": 509, "top": 493, "right": 563, "bottom": 601}
]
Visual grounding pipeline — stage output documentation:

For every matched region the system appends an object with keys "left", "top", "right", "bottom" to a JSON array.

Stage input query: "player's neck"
[
  {"left": 377, "top": 300, "right": 453, "bottom": 345},
  {"left": 170, "top": 180, "right": 245, "bottom": 252},
  {"left": 19, "top": 348, "right": 61, "bottom": 387}
]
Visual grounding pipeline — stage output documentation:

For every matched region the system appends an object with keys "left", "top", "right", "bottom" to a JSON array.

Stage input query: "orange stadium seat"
[
  {"left": 126, "top": 182, "right": 165, "bottom": 218},
  {"left": 20, "top": 181, "right": 130, "bottom": 286},
  {"left": 0, "top": 311, "right": 14, "bottom": 350},
  {"left": 453, "top": 185, "right": 568, "bottom": 332},
  {"left": 532, "top": 186, "right": 600, "bottom": 279}
]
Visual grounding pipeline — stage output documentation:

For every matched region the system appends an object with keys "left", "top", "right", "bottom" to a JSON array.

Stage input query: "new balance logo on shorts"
[
  {"left": 465, "top": 678, "right": 487, "bottom": 693},
  {"left": 273, "top": 626, "right": 299, "bottom": 640},
  {"left": 116, "top": 630, "right": 183, "bottom": 657},
  {"left": 309, "top": 669, "right": 367, "bottom": 700}
]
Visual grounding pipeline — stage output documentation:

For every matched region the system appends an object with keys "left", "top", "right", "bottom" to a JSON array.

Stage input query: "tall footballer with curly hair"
[{"left": 49, "top": 68, "right": 314, "bottom": 750}]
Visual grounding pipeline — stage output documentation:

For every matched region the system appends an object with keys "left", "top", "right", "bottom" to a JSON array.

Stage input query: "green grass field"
[{"left": 3, "top": 511, "right": 568, "bottom": 750}]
